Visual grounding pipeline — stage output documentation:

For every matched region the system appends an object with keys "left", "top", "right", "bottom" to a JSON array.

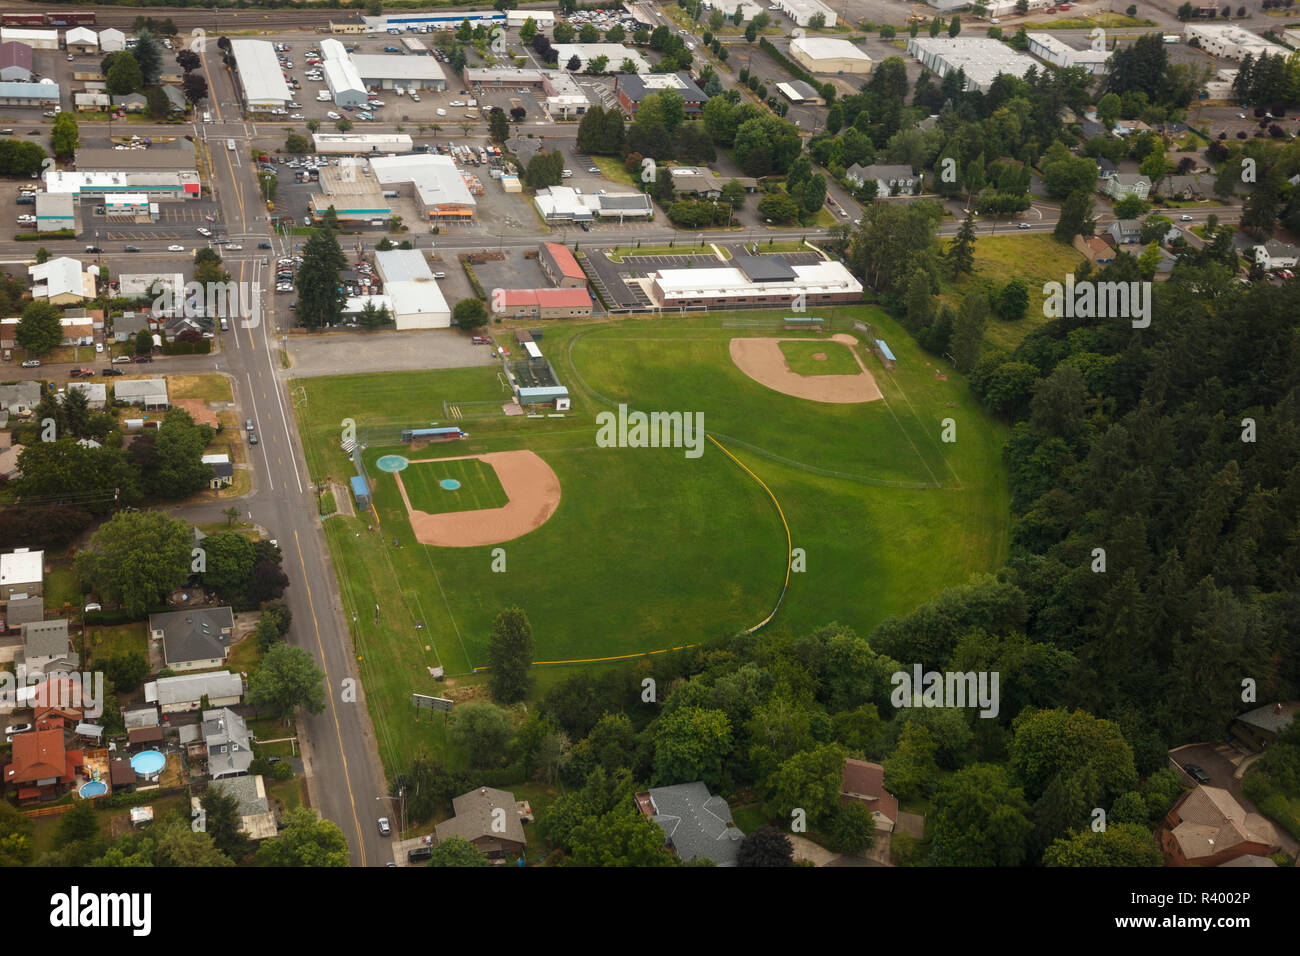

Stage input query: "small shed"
[
  {"left": 350, "top": 474, "right": 371, "bottom": 510},
  {"left": 129, "top": 806, "right": 154, "bottom": 827}
]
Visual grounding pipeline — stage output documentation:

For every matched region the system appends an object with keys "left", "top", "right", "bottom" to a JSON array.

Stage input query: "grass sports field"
[
  {"left": 400, "top": 457, "right": 508, "bottom": 515},
  {"left": 295, "top": 307, "right": 1011, "bottom": 775},
  {"left": 778, "top": 340, "right": 860, "bottom": 375}
]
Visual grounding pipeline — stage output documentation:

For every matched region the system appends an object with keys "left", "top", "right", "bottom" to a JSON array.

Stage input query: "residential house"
[
  {"left": 161, "top": 85, "right": 187, "bottom": 113},
  {"left": 14, "top": 619, "right": 78, "bottom": 682},
  {"left": 202, "top": 453, "right": 234, "bottom": 488},
  {"left": 1079, "top": 118, "right": 1108, "bottom": 139},
  {"left": 845, "top": 163, "right": 918, "bottom": 196},
  {"left": 202, "top": 707, "right": 253, "bottom": 779},
  {"left": 1109, "top": 219, "right": 1142, "bottom": 245},
  {"left": 0, "top": 431, "right": 21, "bottom": 482},
  {"left": 0, "top": 548, "right": 42, "bottom": 603},
  {"left": 1113, "top": 118, "right": 1152, "bottom": 136},
  {"left": 2, "top": 716, "right": 83, "bottom": 801},
  {"left": 635, "top": 782, "right": 743, "bottom": 866},
  {"left": 1074, "top": 234, "right": 1117, "bottom": 265},
  {"left": 1254, "top": 240, "right": 1299, "bottom": 270},
  {"left": 1232, "top": 701, "right": 1298, "bottom": 752},
  {"left": 31, "top": 676, "right": 85, "bottom": 723},
  {"left": 111, "top": 311, "right": 150, "bottom": 343},
  {"left": 149, "top": 607, "right": 235, "bottom": 672},
  {"left": 193, "top": 775, "right": 277, "bottom": 839},
  {"left": 669, "top": 166, "right": 724, "bottom": 199},
  {"left": 1161, "top": 785, "right": 1281, "bottom": 866},
  {"left": 0, "top": 382, "right": 40, "bottom": 416},
  {"left": 1161, "top": 173, "right": 1214, "bottom": 200},
  {"left": 112, "top": 93, "right": 148, "bottom": 113},
  {"left": 1104, "top": 174, "right": 1151, "bottom": 201},
  {"left": 434, "top": 786, "right": 528, "bottom": 858},
  {"left": 2, "top": 594, "right": 42, "bottom": 631},
  {"left": 115, "top": 377, "right": 170, "bottom": 410},
  {"left": 841, "top": 758, "right": 900, "bottom": 859},
  {"left": 65, "top": 381, "right": 106, "bottom": 411},
  {"left": 107, "top": 754, "right": 137, "bottom": 794},
  {"left": 1096, "top": 157, "right": 1117, "bottom": 180}
]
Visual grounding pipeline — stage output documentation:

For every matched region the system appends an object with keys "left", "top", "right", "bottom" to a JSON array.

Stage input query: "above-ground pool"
[
  {"left": 131, "top": 750, "right": 166, "bottom": 776},
  {"left": 78, "top": 780, "right": 107, "bottom": 798}
]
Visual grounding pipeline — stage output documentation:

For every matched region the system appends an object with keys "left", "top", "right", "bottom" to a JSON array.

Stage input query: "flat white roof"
[
  {"left": 654, "top": 261, "right": 862, "bottom": 298},
  {"left": 375, "top": 247, "right": 432, "bottom": 283},
  {"left": 1026, "top": 33, "right": 1112, "bottom": 64},
  {"left": 231, "top": 39, "right": 292, "bottom": 105},
  {"left": 907, "top": 36, "right": 1039, "bottom": 90},
  {"left": 28, "top": 257, "right": 85, "bottom": 299},
  {"left": 386, "top": 278, "right": 449, "bottom": 319},
  {"left": 552, "top": 43, "right": 651, "bottom": 73},
  {"left": 0, "top": 548, "right": 42, "bottom": 586},
  {"left": 324, "top": 57, "right": 366, "bottom": 98},
  {"left": 352, "top": 54, "right": 446, "bottom": 82},
  {"left": 790, "top": 36, "right": 872, "bottom": 62},
  {"left": 369, "top": 154, "right": 474, "bottom": 209},
  {"left": 313, "top": 132, "right": 413, "bottom": 151}
]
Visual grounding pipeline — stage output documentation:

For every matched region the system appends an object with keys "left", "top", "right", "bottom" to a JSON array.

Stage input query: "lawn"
[
  {"left": 168, "top": 373, "right": 233, "bottom": 404},
  {"left": 606, "top": 243, "right": 728, "bottom": 261},
  {"left": 44, "top": 567, "right": 81, "bottom": 612},
  {"left": 84, "top": 622, "right": 147, "bottom": 667},
  {"left": 399, "top": 456, "right": 509, "bottom": 515},
  {"left": 937, "top": 232, "right": 1085, "bottom": 354},
  {"left": 590, "top": 154, "right": 636, "bottom": 187},
  {"left": 778, "top": 340, "right": 860, "bottom": 375},
  {"left": 295, "top": 309, "right": 1010, "bottom": 779}
]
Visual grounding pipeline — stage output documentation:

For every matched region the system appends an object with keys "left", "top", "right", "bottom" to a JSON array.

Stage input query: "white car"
[
  {"left": 197, "top": 226, "right": 212, "bottom": 237},
  {"left": 449, "top": 100, "right": 465, "bottom": 107},
  {"left": 410, "top": 93, "right": 420, "bottom": 102},
  {"left": 168, "top": 244, "right": 185, "bottom": 251},
  {"left": 436, "top": 108, "right": 447, "bottom": 116},
  {"left": 290, "top": 113, "right": 304, "bottom": 119},
  {"left": 1179, "top": 214, "right": 1194, "bottom": 221},
  {"left": 226, "top": 244, "right": 243, "bottom": 250},
  {"left": 327, "top": 111, "right": 341, "bottom": 120}
]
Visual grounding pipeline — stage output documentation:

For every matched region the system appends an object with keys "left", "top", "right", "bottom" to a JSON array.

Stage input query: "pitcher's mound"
[
  {"left": 394, "top": 450, "right": 560, "bottom": 547},
  {"left": 812, "top": 352, "right": 828, "bottom": 361},
  {"left": 729, "top": 334, "right": 882, "bottom": 404}
]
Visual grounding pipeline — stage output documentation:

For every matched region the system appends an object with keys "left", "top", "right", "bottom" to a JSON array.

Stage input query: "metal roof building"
[
  {"left": 353, "top": 53, "right": 447, "bottom": 91},
  {"left": 905, "top": 37, "right": 1040, "bottom": 94},
  {"left": 0, "top": 80, "right": 59, "bottom": 105},
  {"left": 0, "top": 41, "right": 32, "bottom": 82},
  {"left": 369, "top": 154, "right": 475, "bottom": 220},
  {"left": 230, "top": 39, "right": 292, "bottom": 109}
]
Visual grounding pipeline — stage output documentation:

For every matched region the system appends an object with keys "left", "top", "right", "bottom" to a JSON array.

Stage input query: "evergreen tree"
[{"left": 948, "top": 212, "right": 978, "bottom": 278}]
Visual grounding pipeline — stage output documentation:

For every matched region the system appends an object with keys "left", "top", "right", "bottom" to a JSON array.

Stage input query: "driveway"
[
  {"left": 1170, "top": 742, "right": 1300, "bottom": 857},
  {"left": 285, "top": 330, "right": 497, "bottom": 378}
]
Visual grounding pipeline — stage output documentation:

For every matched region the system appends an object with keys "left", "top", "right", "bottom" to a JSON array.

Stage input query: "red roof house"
[
  {"left": 31, "top": 676, "right": 86, "bottom": 723},
  {"left": 3, "top": 717, "right": 83, "bottom": 801},
  {"left": 841, "top": 758, "right": 900, "bottom": 829}
]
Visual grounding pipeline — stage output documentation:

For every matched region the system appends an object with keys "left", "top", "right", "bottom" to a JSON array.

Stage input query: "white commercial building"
[
  {"left": 1184, "top": 24, "right": 1290, "bottom": 61},
  {"left": 507, "top": 10, "right": 558, "bottom": 28},
  {"left": 906, "top": 37, "right": 1039, "bottom": 93},
  {"left": 98, "top": 28, "right": 126, "bottom": 53},
  {"left": 789, "top": 36, "right": 873, "bottom": 75},
  {"left": 313, "top": 133, "right": 413, "bottom": 154},
  {"left": 373, "top": 249, "right": 451, "bottom": 329},
  {"left": 770, "top": 0, "right": 837, "bottom": 28},
  {"left": 0, "top": 28, "right": 57, "bottom": 50},
  {"left": 553, "top": 44, "right": 651, "bottom": 74},
  {"left": 28, "top": 258, "right": 95, "bottom": 304},
  {"left": 43, "top": 168, "right": 201, "bottom": 201},
  {"left": 230, "top": 39, "right": 292, "bottom": 110},
  {"left": 321, "top": 37, "right": 368, "bottom": 109},
  {"left": 369, "top": 154, "right": 475, "bottom": 220},
  {"left": 981, "top": 0, "right": 1052, "bottom": 15},
  {"left": 702, "top": 0, "right": 764, "bottom": 19},
  {"left": 352, "top": 53, "right": 447, "bottom": 91},
  {"left": 65, "top": 27, "right": 98, "bottom": 53},
  {"left": 1026, "top": 33, "right": 1111, "bottom": 75}
]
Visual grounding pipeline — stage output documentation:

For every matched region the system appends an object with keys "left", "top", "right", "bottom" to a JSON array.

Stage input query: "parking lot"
[
  {"left": 286, "top": 328, "right": 495, "bottom": 377},
  {"left": 469, "top": 250, "right": 551, "bottom": 298}
]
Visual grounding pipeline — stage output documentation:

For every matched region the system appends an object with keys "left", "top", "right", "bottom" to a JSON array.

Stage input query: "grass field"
[
  {"left": 295, "top": 308, "right": 1010, "bottom": 777},
  {"left": 778, "top": 340, "right": 860, "bottom": 375},
  {"left": 938, "top": 233, "right": 1085, "bottom": 354},
  {"left": 400, "top": 456, "right": 508, "bottom": 515}
]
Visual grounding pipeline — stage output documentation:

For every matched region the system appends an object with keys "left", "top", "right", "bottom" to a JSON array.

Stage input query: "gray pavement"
[{"left": 286, "top": 329, "right": 498, "bottom": 378}]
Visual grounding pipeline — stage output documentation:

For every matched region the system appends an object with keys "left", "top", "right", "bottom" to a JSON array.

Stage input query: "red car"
[
  {"left": 70, "top": 367, "right": 94, "bottom": 377},
  {"left": 472, "top": 336, "right": 491, "bottom": 344}
]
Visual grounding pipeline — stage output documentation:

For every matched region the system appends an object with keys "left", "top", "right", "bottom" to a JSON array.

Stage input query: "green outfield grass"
[
  {"left": 294, "top": 308, "right": 1011, "bottom": 777},
  {"left": 778, "top": 340, "right": 860, "bottom": 375},
  {"left": 400, "top": 456, "right": 508, "bottom": 515}
]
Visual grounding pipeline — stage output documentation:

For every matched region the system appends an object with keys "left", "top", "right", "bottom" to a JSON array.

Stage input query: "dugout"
[
  {"left": 350, "top": 475, "right": 371, "bottom": 509},
  {"left": 874, "top": 339, "right": 897, "bottom": 371},
  {"left": 401, "top": 426, "right": 464, "bottom": 443}
]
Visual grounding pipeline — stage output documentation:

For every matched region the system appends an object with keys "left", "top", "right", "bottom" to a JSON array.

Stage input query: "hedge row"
[
  {"left": 16, "top": 230, "right": 75, "bottom": 241},
  {"left": 760, "top": 37, "right": 814, "bottom": 86},
  {"left": 461, "top": 260, "right": 487, "bottom": 301},
  {"left": 161, "top": 339, "right": 212, "bottom": 355}
]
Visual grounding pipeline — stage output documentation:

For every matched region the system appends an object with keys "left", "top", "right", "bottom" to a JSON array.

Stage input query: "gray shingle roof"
[
  {"left": 149, "top": 606, "right": 234, "bottom": 666},
  {"left": 435, "top": 786, "right": 526, "bottom": 847},
  {"left": 202, "top": 707, "right": 253, "bottom": 777},
  {"left": 646, "top": 782, "right": 742, "bottom": 866},
  {"left": 20, "top": 618, "right": 69, "bottom": 659}
]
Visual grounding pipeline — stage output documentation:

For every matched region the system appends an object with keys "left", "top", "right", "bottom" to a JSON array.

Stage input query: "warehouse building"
[
  {"left": 507, "top": 10, "right": 558, "bottom": 27},
  {"left": 771, "top": 0, "right": 838, "bottom": 28},
  {"left": 534, "top": 186, "right": 652, "bottom": 223},
  {"left": 905, "top": 37, "right": 1039, "bottom": 94},
  {"left": 230, "top": 39, "right": 292, "bottom": 110},
  {"left": 553, "top": 44, "right": 651, "bottom": 74},
  {"left": 544, "top": 69, "right": 590, "bottom": 117},
  {"left": 1026, "top": 33, "right": 1112, "bottom": 74},
  {"left": 0, "top": 80, "right": 60, "bottom": 107},
  {"left": 981, "top": 0, "right": 1051, "bottom": 13},
  {"left": 702, "top": 0, "right": 764, "bottom": 19},
  {"left": 0, "top": 28, "right": 57, "bottom": 51},
  {"left": 0, "top": 41, "right": 32, "bottom": 82},
  {"left": 789, "top": 36, "right": 873, "bottom": 75},
  {"left": 464, "top": 66, "right": 549, "bottom": 89},
  {"left": 363, "top": 13, "right": 505, "bottom": 31},
  {"left": 373, "top": 248, "right": 451, "bottom": 329},
  {"left": 539, "top": 241, "right": 588, "bottom": 289},
  {"left": 98, "top": 29, "right": 125, "bottom": 53},
  {"left": 1184, "top": 24, "right": 1290, "bottom": 60},
  {"left": 369, "top": 154, "right": 475, "bottom": 221},
  {"left": 65, "top": 27, "right": 98, "bottom": 54},
  {"left": 615, "top": 72, "right": 707, "bottom": 116},
  {"left": 44, "top": 169, "right": 201, "bottom": 202},
  {"left": 74, "top": 143, "right": 197, "bottom": 171},
  {"left": 35, "top": 193, "right": 76, "bottom": 233},
  {"left": 321, "top": 38, "right": 368, "bottom": 109},
  {"left": 353, "top": 53, "right": 447, "bottom": 91},
  {"left": 646, "top": 258, "right": 862, "bottom": 310},
  {"left": 313, "top": 133, "right": 413, "bottom": 154}
]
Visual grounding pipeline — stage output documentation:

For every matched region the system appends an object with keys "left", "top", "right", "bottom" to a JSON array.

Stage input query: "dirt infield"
[
  {"left": 392, "top": 450, "right": 560, "bottom": 547},
  {"left": 729, "top": 334, "right": 883, "bottom": 404}
]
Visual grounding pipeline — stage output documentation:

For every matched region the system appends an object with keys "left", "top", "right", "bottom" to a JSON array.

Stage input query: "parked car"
[
  {"left": 4, "top": 723, "right": 32, "bottom": 736},
  {"left": 20, "top": 359, "right": 39, "bottom": 368},
  {"left": 168, "top": 244, "right": 185, "bottom": 251},
  {"left": 1184, "top": 763, "right": 1211, "bottom": 785},
  {"left": 377, "top": 817, "right": 391, "bottom": 836},
  {"left": 249, "top": 432, "right": 259, "bottom": 445},
  {"left": 101, "top": 367, "right": 123, "bottom": 376},
  {"left": 70, "top": 367, "right": 94, "bottom": 377},
  {"left": 112, "top": 355, "right": 131, "bottom": 364}
]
